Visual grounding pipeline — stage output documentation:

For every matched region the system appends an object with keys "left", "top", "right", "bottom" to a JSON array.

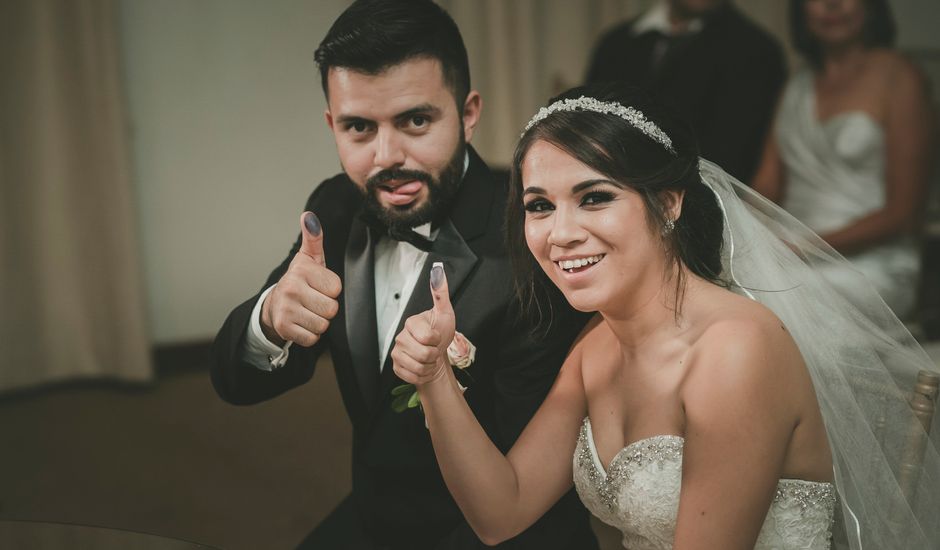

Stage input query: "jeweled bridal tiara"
[{"left": 522, "top": 96, "right": 676, "bottom": 154}]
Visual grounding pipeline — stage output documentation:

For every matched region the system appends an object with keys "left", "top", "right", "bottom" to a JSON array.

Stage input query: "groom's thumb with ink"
[{"left": 299, "top": 211, "right": 326, "bottom": 266}]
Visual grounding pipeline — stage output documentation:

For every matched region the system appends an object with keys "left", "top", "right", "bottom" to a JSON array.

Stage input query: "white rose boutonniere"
[
  {"left": 391, "top": 330, "right": 476, "bottom": 413},
  {"left": 446, "top": 331, "right": 476, "bottom": 371}
]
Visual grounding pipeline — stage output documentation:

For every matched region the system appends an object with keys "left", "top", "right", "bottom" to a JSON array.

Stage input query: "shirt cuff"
[{"left": 244, "top": 285, "right": 292, "bottom": 371}]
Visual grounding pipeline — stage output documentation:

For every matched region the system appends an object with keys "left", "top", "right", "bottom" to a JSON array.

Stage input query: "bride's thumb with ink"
[
  {"left": 391, "top": 262, "right": 456, "bottom": 386},
  {"left": 429, "top": 262, "right": 455, "bottom": 338}
]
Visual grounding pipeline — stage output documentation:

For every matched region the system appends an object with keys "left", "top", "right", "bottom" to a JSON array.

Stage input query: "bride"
[{"left": 391, "top": 84, "right": 939, "bottom": 549}]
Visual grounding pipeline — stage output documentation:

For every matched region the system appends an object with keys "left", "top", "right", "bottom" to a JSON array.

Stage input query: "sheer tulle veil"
[{"left": 699, "top": 158, "right": 940, "bottom": 549}]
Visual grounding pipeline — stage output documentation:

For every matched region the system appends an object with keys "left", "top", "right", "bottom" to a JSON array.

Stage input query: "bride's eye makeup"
[
  {"left": 580, "top": 190, "right": 616, "bottom": 206},
  {"left": 523, "top": 198, "right": 553, "bottom": 213}
]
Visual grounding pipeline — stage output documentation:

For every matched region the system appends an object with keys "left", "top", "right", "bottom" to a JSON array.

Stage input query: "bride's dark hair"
[{"left": 506, "top": 83, "right": 726, "bottom": 326}]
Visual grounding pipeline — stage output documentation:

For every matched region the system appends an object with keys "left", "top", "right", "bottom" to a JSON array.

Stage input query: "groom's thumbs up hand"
[
  {"left": 392, "top": 263, "right": 457, "bottom": 386},
  {"left": 261, "top": 211, "right": 342, "bottom": 347}
]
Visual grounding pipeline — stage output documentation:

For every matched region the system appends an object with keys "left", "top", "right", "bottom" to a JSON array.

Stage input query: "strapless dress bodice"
[
  {"left": 573, "top": 418, "right": 836, "bottom": 549},
  {"left": 773, "top": 70, "right": 888, "bottom": 234},
  {"left": 780, "top": 111, "right": 886, "bottom": 234},
  {"left": 818, "top": 112, "right": 884, "bottom": 171}
]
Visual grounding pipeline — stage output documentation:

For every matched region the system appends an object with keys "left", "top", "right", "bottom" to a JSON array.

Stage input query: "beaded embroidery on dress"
[{"left": 573, "top": 418, "right": 835, "bottom": 549}]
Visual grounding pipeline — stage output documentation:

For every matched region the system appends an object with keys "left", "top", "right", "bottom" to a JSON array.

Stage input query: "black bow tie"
[
  {"left": 387, "top": 226, "right": 434, "bottom": 252},
  {"left": 359, "top": 210, "right": 435, "bottom": 252}
]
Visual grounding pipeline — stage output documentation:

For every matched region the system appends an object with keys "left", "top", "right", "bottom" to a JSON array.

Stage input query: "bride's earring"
[{"left": 663, "top": 218, "right": 676, "bottom": 233}]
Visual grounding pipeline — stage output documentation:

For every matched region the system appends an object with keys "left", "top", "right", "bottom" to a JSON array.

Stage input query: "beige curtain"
[
  {"left": 441, "top": 0, "right": 638, "bottom": 166},
  {"left": 0, "top": 0, "right": 152, "bottom": 393}
]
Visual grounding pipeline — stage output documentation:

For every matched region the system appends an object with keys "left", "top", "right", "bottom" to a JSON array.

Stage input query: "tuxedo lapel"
[{"left": 344, "top": 218, "right": 381, "bottom": 409}]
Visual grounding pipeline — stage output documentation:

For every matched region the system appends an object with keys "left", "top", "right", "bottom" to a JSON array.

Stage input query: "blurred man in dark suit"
[{"left": 586, "top": 0, "right": 786, "bottom": 182}]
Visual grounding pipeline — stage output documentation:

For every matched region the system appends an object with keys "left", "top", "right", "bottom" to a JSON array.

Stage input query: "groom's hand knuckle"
[
  {"left": 316, "top": 317, "right": 330, "bottom": 334},
  {"left": 323, "top": 298, "right": 340, "bottom": 318},
  {"left": 273, "top": 318, "right": 290, "bottom": 337},
  {"left": 316, "top": 269, "right": 341, "bottom": 298}
]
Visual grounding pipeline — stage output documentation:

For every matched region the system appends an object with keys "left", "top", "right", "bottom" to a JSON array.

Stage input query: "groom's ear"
[{"left": 461, "top": 90, "right": 482, "bottom": 143}]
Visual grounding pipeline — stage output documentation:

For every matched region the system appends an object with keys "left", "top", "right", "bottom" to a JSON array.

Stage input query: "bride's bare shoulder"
[
  {"left": 676, "top": 287, "right": 811, "bottom": 441},
  {"left": 685, "top": 286, "right": 804, "bottom": 384},
  {"left": 695, "top": 283, "right": 784, "bottom": 327},
  {"left": 561, "top": 312, "right": 605, "bottom": 355},
  {"left": 565, "top": 314, "right": 617, "bottom": 374}
]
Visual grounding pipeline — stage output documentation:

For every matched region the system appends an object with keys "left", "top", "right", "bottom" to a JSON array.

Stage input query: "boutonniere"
[{"left": 391, "top": 331, "right": 476, "bottom": 413}]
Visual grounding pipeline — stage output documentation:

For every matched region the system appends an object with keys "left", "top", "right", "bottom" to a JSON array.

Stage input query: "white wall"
[{"left": 120, "top": 0, "right": 348, "bottom": 344}]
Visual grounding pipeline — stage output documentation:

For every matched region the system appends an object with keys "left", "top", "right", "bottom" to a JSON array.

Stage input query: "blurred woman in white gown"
[{"left": 752, "top": 0, "right": 935, "bottom": 318}]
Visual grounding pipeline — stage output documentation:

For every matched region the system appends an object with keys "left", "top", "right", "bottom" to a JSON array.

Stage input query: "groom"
[{"left": 209, "top": 0, "right": 596, "bottom": 548}]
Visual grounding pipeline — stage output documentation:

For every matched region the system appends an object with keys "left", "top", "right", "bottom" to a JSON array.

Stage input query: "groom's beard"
[{"left": 361, "top": 135, "right": 465, "bottom": 249}]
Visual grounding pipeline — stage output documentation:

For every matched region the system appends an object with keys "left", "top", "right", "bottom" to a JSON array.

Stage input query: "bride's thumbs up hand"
[{"left": 392, "top": 262, "right": 456, "bottom": 386}]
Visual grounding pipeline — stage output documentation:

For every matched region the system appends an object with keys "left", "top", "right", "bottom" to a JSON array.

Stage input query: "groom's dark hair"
[{"left": 314, "top": 0, "right": 471, "bottom": 107}]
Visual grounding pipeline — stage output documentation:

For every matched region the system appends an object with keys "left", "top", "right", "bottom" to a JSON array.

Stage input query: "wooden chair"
[
  {"left": 830, "top": 368, "right": 938, "bottom": 548},
  {"left": 845, "top": 368, "right": 938, "bottom": 500},
  {"left": 896, "top": 369, "right": 939, "bottom": 502}
]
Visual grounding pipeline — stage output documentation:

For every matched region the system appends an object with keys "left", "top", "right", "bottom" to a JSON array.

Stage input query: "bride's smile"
[{"left": 553, "top": 253, "right": 605, "bottom": 273}]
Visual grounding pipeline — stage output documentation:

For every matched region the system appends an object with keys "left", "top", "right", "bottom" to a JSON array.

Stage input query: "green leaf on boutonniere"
[
  {"left": 391, "top": 383, "right": 414, "bottom": 396},
  {"left": 391, "top": 391, "right": 412, "bottom": 413},
  {"left": 391, "top": 383, "right": 422, "bottom": 413}
]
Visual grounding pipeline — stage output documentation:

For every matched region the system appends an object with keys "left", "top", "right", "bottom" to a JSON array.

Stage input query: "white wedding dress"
[
  {"left": 775, "top": 69, "right": 920, "bottom": 318},
  {"left": 573, "top": 418, "right": 836, "bottom": 549}
]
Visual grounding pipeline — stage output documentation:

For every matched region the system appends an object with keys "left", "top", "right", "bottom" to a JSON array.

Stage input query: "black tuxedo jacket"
[
  {"left": 210, "top": 148, "right": 596, "bottom": 549},
  {"left": 586, "top": 3, "right": 786, "bottom": 182}
]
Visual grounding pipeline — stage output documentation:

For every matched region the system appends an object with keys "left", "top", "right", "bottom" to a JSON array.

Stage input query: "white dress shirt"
[
  {"left": 632, "top": 1, "right": 704, "bottom": 36},
  {"left": 373, "top": 223, "right": 434, "bottom": 369}
]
